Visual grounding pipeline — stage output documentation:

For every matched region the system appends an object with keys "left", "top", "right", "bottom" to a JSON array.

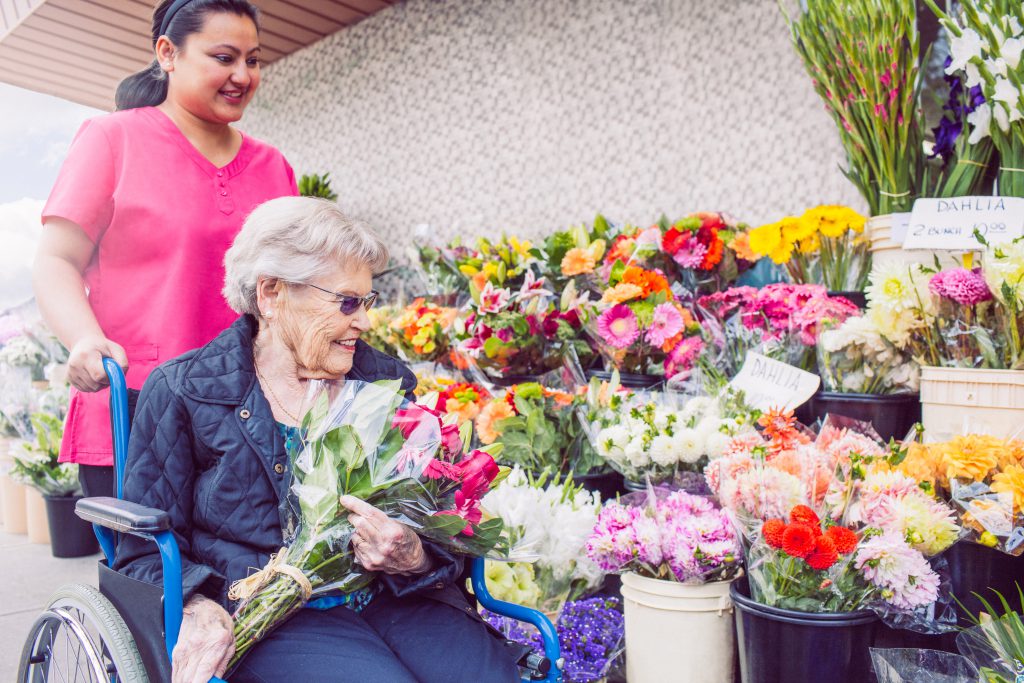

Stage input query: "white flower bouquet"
[{"left": 818, "top": 316, "right": 920, "bottom": 394}]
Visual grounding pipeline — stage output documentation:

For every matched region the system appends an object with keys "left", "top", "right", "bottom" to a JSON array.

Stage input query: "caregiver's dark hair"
[{"left": 115, "top": 0, "right": 260, "bottom": 111}]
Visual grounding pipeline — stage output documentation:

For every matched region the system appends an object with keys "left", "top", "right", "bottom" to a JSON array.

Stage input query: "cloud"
[{"left": 0, "top": 198, "right": 44, "bottom": 309}]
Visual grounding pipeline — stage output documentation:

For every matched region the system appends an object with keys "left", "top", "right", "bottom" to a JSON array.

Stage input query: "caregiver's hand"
[
  {"left": 66, "top": 335, "right": 128, "bottom": 392},
  {"left": 171, "top": 595, "right": 235, "bottom": 683},
  {"left": 342, "top": 495, "right": 433, "bottom": 575}
]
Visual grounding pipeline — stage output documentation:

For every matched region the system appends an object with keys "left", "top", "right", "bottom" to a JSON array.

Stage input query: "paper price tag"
[
  {"left": 903, "top": 197, "right": 1024, "bottom": 251},
  {"left": 727, "top": 351, "right": 820, "bottom": 412}
]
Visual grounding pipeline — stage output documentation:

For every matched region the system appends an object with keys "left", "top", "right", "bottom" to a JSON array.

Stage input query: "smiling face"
[
  {"left": 277, "top": 261, "right": 375, "bottom": 379},
  {"left": 160, "top": 11, "right": 261, "bottom": 124}
]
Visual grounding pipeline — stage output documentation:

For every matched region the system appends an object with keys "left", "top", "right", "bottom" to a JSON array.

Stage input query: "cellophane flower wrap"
[
  {"left": 891, "top": 431, "right": 1024, "bottom": 556},
  {"left": 482, "top": 468, "right": 605, "bottom": 613},
  {"left": 228, "top": 379, "right": 506, "bottom": 667},
  {"left": 386, "top": 298, "right": 459, "bottom": 365},
  {"left": 709, "top": 412, "right": 959, "bottom": 622},
  {"left": 583, "top": 259, "right": 704, "bottom": 379},
  {"left": 747, "top": 206, "right": 872, "bottom": 292},
  {"left": 579, "top": 376, "right": 759, "bottom": 486},
  {"left": 982, "top": 235, "right": 1024, "bottom": 368},
  {"left": 586, "top": 487, "right": 742, "bottom": 584},
  {"left": 817, "top": 316, "right": 920, "bottom": 394}
]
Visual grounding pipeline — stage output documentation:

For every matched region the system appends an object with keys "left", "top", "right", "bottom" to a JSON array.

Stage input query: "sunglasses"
[{"left": 288, "top": 282, "right": 379, "bottom": 315}]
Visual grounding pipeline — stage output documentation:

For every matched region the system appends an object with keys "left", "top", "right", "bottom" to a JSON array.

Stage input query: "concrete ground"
[{"left": 0, "top": 529, "right": 98, "bottom": 680}]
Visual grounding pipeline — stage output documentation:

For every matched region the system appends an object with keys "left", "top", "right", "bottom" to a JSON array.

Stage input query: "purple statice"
[
  {"left": 483, "top": 598, "right": 625, "bottom": 683},
  {"left": 931, "top": 56, "right": 987, "bottom": 163},
  {"left": 929, "top": 268, "right": 993, "bottom": 306}
]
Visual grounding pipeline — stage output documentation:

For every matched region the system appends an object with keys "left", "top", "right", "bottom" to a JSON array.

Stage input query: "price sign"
[
  {"left": 727, "top": 351, "right": 820, "bottom": 412},
  {"left": 903, "top": 197, "right": 1024, "bottom": 251}
]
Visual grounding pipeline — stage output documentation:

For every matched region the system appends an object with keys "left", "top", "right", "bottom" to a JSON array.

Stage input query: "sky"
[{"left": 0, "top": 83, "right": 100, "bottom": 310}]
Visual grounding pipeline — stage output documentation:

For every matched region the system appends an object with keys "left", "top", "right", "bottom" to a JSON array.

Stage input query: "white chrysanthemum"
[
  {"left": 704, "top": 431, "right": 733, "bottom": 460},
  {"left": 675, "top": 427, "right": 705, "bottom": 464},
  {"left": 649, "top": 434, "right": 677, "bottom": 467},
  {"left": 682, "top": 396, "right": 713, "bottom": 421},
  {"left": 625, "top": 437, "right": 650, "bottom": 468}
]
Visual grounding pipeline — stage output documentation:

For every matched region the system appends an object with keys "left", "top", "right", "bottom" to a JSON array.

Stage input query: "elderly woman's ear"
[{"left": 255, "top": 276, "right": 284, "bottom": 319}]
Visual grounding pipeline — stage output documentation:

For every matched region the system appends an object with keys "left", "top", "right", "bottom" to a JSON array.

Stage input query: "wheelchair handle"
[{"left": 103, "top": 357, "right": 130, "bottom": 500}]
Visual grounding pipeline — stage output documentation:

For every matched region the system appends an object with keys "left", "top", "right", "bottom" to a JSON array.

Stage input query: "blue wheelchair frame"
[{"left": 78, "top": 358, "right": 561, "bottom": 683}]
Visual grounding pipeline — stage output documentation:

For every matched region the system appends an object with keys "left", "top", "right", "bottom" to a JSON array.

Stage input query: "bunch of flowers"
[
  {"left": 928, "top": 265, "right": 1006, "bottom": 368},
  {"left": 658, "top": 212, "right": 758, "bottom": 295},
  {"left": 453, "top": 234, "right": 539, "bottom": 292},
  {"left": 817, "top": 316, "right": 920, "bottom": 394},
  {"left": 927, "top": 0, "right": 1024, "bottom": 197},
  {"left": 386, "top": 297, "right": 459, "bottom": 364},
  {"left": 587, "top": 489, "right": 742, "bottom": 583},
  {"left": 482, "top": 468, "right": 605, "bottom": 612},
  {"left": 891, "top": 434, "right": 1024, "bottom": 555},
  {"left": 431, "top": 380, "right": 491, "bottom": 425},
  {"left": 475, "top": 382, "right": 586, "bottom": 474},
  {"left": 585, "top": 260, "right": 704, "bottom": 378},
  {"left": 364, "top": 305, "right": 399, "bottom": 358},
  {"left": 10, "top": 412, "right": 79, "bottom": 497},
  {"left": 410, "top": 237, "right": 472, "bottom": 303},
  {"left": 981, "top": 234, "right": 1024, "bottom": 368},
  {"left": 784, "top": 0, "right": 924, "bottom": 215},
  {"left": 582, "top": 386, "right": 757, "bottom": 486},
  {"left": 865, "top": 261, "right": 941, "bottom": 364},
  {"left": 601, "top": 222, "right": 666, "bottom": 270},
  {"left": 483, "top": 596, "right": 625, "bottom": 683},
  {"left": 747, "top": 205, "right": 872, "bottom": 292},
  {"left": 456, "top": 271, "right": 588, "bottom": 379},
  {"left": 544, "top": 215, "right": 610, "bottom": 286}
]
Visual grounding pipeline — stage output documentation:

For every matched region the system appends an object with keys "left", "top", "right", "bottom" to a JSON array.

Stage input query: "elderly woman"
[{"left": 113, "top": 197, "right": 521, "bottom": 683}]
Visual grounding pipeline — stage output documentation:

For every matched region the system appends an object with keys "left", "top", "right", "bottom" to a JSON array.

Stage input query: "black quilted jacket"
[{"left": 112, "top": 315, "right": 468, "bottom": 610}]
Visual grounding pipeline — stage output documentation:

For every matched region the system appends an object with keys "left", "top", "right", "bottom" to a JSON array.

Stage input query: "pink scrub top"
[{"left": 43, "top": 106, "right": 298, "bottom": 466}]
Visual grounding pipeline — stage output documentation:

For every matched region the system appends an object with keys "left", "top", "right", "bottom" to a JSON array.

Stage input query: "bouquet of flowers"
[
  {"left": 926, "top": 0, "right": 1024, "bottom": 197},
  {"left": 982, "top": 234, "right": 1024, "bottom": 368},
  {"left": 10, "top": 412, "right": 79, "bottom": 496},
  {"left": 456, "top": 272, "right": 588, "bottom": 380},
  {"left": 784, "top": 0, "right": 924, "bottom": 214},
  {"left": 364, "top": 305, "right": 400, "bottom": 358},
  {"left": 658, "top": 212, "right": 758, "bottom": 296},
  {"left": 409, "top": 235, "right": 471, "bottom": 303},
  {"left": 482, "top": 468, "right": 605, "bottom": 613},
  {"left": 584, "top": 261, "right": 704, "bottom": 378},
  {"left": 544, "top": 215, "right": 609, "bottom": 288},
  {"left": 864, "top": 262, "right": 942, "bottom": 365},
  {"left": 586, "top": 488, "right": 742, "bottom": 584},
  {"left": 475, "top": 382, "right": 587, "bottom": 475},
  {"left": 890, "top": 433, "right": 1024, "bottom": 556},
  {"left": 228, "top": 380, "right": 506, "bottom": 666},
  {"left": 429, "top": 380, "right": 490, "bottom": 425},
  {"left": 386, "top": 297, "right": 459, "bottom": 364},
  {"left": 483, "top": 596, "right": 625, "bottom": 683},
  {"left": 453, "top": 234, "right": 539, "bottom": 292},
  {"left": 817, "top": 316, "right": 920, "bottom": 394},
  {"left": 747, "top": 206, "right": 872, "bottom": 292}
]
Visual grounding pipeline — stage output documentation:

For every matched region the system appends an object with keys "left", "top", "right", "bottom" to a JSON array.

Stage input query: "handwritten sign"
[
  {"left": 903, "top": 196, "right": 1024, "bottom": 251},
  {"left": 727, "top": 351, "right": 820, "bottom": 412}
]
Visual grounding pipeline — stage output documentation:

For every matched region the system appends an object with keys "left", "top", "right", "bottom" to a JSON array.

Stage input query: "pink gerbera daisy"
[
  {"left": 597, "top": 304, "right": 641, "bottom": 349},
  {"left": 672, "top": 234, "right": 708, "bottom": 269},
  {"left": 646, "top": 302, "right": 684, "bottom": 347}
]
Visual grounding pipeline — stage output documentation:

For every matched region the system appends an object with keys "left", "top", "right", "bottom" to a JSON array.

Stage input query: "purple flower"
[
  {"left": 929, "top": 268, "right": 993, "bottom": 305},
  {"left": 931, "top": 56, "right": 987, "bottom": 163}
]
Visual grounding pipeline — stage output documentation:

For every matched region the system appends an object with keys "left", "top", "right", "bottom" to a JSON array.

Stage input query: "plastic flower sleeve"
[
  {"left": 955, "top": 613, "right": 1024, "bottom": 683},
  {"left": 869, "top": 648, "right": 979, "bottom": 683}
]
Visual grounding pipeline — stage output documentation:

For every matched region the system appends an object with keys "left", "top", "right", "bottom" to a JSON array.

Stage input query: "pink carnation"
[{"left": 929, "top": 268, "right": 992, "bottom": 306}]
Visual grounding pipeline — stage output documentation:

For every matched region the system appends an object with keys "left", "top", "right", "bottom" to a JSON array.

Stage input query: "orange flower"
[
  {"left": 475, "top": 400, "right": 515, "bottom": 445},
  {"left": 561, "top": 248, "right": 597, "bottom": 276},
  {"left": 729, "top": 233, "right": 760, "bottom": 262},
  {"left": 939, "top": 435, "right": 1002, "bottom": 482},
  {"left": 824, "top": 526, "right": 858, "bottom": 554},
  {"left": 992, "top": 464, "right": 1024, "bottom": 515},
  {"left": 622, "top": 266, "right": 671, "bottom": 298},
  {"left": 700, "top": 234, "right": 724, "bottom": 270},
  {"left": 805, "top": 536, "right": 839, "bottom": 571},
  {"left": 445, "top": 397, "right": 482, "bottom": 424},
  {"left": 601, "top": 283, "right": 644, "bottom": 305},
  {"left": 782, "top": 524, "right": 816, "bottom": 558},
  {"left": 605, "top": 235, "right": 636, "bottom": 264},
  {"left": 758, "top": 408, "right": 810, "bottom": 452},
  {"left": 997, "top": 439, "right": 1024, "bottom": 470},
  {"left": 542, "top": 387, "right": 575, "bottom": 407},
  {"left": 762, "top": 519, "right": 787, "bottom": 548},
  {"left": 472, "top": 271, "right": 489, "bottom": 292},
  {"left": 897, "top": 442, "right": 945, "bottom": 490},
  {"left": 790, "top": 505, "right": 821, "bottom": 530}
]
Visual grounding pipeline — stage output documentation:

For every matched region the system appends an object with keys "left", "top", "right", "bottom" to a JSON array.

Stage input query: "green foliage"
[{"left": 298, "top": 172, "right": 338, "bottom": 201}]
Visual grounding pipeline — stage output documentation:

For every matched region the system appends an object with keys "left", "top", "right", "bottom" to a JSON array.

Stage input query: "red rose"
[
  {"left": 781, "top": 523, "right": 816, "bottom": 558},
  {"left": 762, "top": 519, "right": 787, "bottom": 549},
  {"left": 806, "top": 536, "right": 839, "bottom": 571}
]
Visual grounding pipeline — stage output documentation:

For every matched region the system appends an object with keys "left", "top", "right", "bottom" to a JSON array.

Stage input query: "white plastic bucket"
[
  {"left": 620, "top": 572, "right": 735, "bottom": 683},
  {"left": 1, "top": 474, "right": 27, "bottom": 534},
  {"left": 920, "top": 366, "right": 1024, "bottom": 440},
  {"left": 868, "top": 213, "right": 960, "bottom": 269},
  {"left": 25, "top": 487, "right": 50, "bottom": 544}
]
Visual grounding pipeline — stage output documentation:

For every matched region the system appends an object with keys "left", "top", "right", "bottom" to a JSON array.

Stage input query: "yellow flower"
[
  {"left": 601, "top": 283, "right": 644, "bottom": 304},
  {"left": 508, "top": 237, "right": 533, "bottom": 260},
  {"left": 561, "top": 247, "right": 597, "bottom": 276},
  {"left": 997, "top": 439, "right": 1024, "bottom": 470},
  {"left": 475, "top": 400, "right": 515, "bottom": 445},
  {"left": 748, "top": 222, "right": 783, "bottom": 258},
  {"left": 768, "top": 240, "right": 794, "bottom": 265},
  {"left": 939, "top": 435, "right": 1002, "bottom": 482},
  {"left": 780, "top": 215, "right": 815, "bottom": 243},
  {"left": 798, "top": 232, "right": 821, "bottom": 255},
  {"left": 898, "top": 442, "right": 946, "bottom": 490},
  {"left": 992, "top": 464, "right": 1024, "bottom": 515},
  {"left": 801, "top": 205, "right": 864, "bottom": 238}
]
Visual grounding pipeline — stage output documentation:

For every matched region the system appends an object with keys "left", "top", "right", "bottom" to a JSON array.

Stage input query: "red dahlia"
[
  {"left": 824, "top": 526, "right": 858, "bottom": 554},
  {"left": 789, "top": 505, "right": 821, "bottom": 531},
  {"left": 762, "top": 519, "right": 787, "bottom": 549},
  {"left": 805, "top": 536, "right": 839, "bottom": 571},
  {"left": 781, "top": 523, "right": 816, "bottom": 558}
]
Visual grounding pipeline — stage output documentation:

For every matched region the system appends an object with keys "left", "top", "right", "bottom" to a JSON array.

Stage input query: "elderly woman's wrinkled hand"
[
  {"left": 341, "top": 495, "right": 433, "bottom": 575},
  {"left": 171, "top": 595, "right": 235, "bottom": 683}
]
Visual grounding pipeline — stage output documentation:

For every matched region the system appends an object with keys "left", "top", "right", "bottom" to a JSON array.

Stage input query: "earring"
[{"left": 265, "top": 310, "right": 273, "bottom": 319}]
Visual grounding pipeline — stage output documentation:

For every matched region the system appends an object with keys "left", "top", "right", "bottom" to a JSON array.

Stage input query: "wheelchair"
[{"left": 19, "top": 358, "right": 562, "bottom": 683}]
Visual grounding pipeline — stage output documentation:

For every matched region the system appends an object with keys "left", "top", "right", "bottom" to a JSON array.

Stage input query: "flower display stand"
[
  {"left": 919, "top": 367, "right": 1024, "bottom": 440},
  {"left": 25, "top": 487, "right": 50, "bottom": 544},
  {"left": 620, "top": 572, "right": 736, "bottom": 683}
]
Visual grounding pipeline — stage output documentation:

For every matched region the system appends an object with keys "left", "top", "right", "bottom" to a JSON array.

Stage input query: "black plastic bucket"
[
  {"left": 731, "top": 579, "right": 878, "bottom": 683},
  {"left": 44, "top": 495, "right": 100, "bottom": 558},
  {"left": 805, "top": 391, "right": 921, "bottom": 441},
  {"left": 945, "top": 541, "right": 1024, "bottom": 624},
  {"left": 827, "top": 290, "right": 868, "bottom": 309},
  {"left": 585, "top": 369, "right": 663, "bottom": 390},
  {"left": 574, "top": 471, "right": 627, "bottom": 501}
]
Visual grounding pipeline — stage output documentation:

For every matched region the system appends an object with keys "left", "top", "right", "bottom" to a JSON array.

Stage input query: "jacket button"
[
  {"left": 434, "top": 582, "right": 444, "bottom": 590},
  {"left": 239, "top": 409, "right": 251, "bottom": 419},
  {"left": 274, "top": 463, "right": 284, "bottom": 474}
]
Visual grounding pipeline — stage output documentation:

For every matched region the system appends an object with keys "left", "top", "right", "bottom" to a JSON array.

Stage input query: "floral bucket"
[
  {"left": 1, "top": 473, "right": 27, "bottom": 534},
  {"left": 919, "top": 366, "right": 1024, "bottom": 440},
  {"left": 620, "top": 572, "right": 736, "bottom": 683},
  {"left": 867, "top": 214, "right": 960, "bottom": 270}
]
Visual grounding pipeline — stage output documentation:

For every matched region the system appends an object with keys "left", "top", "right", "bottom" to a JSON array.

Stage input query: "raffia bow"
[{"left": 227, "top": 547, "right": 312, "bottom": 603}]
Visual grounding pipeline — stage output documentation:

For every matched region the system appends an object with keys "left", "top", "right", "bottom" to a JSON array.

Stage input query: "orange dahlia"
[
  {"left": 824, "top": 526, "right": 858, "bottom": 554},
  {"left": 805, "top": 536, "right": 839, "bottom": 571},
  {"left": 789, "top": 505, "right": 821, "bottom": 530},
  {"left": 781, "top": 524, "right": 816, "bottom": 558},
  {"left": 762, "top": 519, "right": 787, "bottom": 549}
]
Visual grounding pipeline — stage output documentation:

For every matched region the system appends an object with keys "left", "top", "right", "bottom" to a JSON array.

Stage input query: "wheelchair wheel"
[{"left": 18, "top": 583, "right": 147, "bottom": 683}]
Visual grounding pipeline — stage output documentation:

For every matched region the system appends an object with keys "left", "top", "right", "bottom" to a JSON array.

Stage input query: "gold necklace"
[{"left": 254, "top": 360, "right": 300, "bottom": 423}]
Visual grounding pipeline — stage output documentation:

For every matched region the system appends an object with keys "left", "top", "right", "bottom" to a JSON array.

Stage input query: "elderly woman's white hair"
[{"left": 223, "top": 196, "right": 389, "bottom": 316}]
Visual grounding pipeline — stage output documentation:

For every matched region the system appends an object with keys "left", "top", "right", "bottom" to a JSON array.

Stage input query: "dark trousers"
[
  {"left": 231, "top": 591, "right": 520, "bottom": 683},
  {"left": 79, "top": 464, "right": 115, "bottom": 498}
]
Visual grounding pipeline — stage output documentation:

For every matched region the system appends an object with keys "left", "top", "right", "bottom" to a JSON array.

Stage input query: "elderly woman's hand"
[
  {"left": 171, "top": 595, "right": 235, "bottom": 683},
  {"left": 341, "top": 495, "right": 433, "bottom": 575}
]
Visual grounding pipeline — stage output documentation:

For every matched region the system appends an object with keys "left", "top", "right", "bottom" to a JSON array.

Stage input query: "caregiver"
[{"left": 33, "top": 0, "right": 297, "bottom": 497}]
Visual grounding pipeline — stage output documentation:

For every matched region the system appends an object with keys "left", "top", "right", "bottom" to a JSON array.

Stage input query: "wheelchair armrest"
[{"left": 76, "top": 496, "right": 171, "bottom": 535}]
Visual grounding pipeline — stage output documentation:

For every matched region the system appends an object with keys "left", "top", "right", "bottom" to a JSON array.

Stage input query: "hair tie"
[{"left": 160, "top": 0, "right": 196, "bottom": 37}]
